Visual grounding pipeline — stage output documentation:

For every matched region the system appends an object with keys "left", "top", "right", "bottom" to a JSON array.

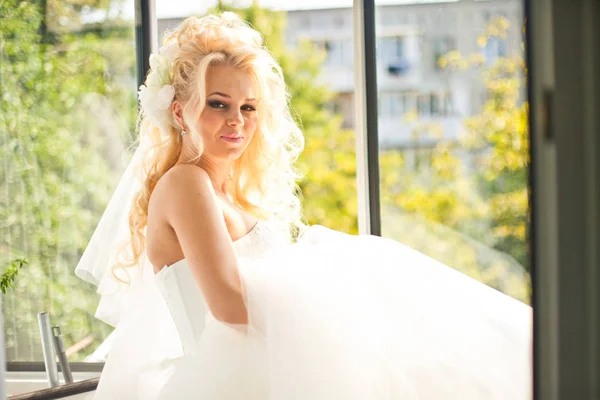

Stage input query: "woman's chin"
[
  {"left": 204, "top": 142, "right": 249, "bottom": 162},
  {"left": 215, "top": 148, "right": 246, "bottom": 162}
]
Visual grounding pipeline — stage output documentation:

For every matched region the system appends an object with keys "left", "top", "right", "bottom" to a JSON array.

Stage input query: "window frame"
[
  {"left": 353, "top": 0, "right": 382, "bottom": 236},
  {"left": 528, "top": 0, "right": 600, "bottom": 397}
]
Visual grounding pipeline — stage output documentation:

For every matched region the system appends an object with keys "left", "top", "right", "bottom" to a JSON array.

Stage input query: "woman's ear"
[{"left": 172, "top": 100, "right": 185, "bottom": 130}]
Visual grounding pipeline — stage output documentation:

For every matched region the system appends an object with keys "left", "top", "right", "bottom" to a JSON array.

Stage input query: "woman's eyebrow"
[{"left": 208, "top": 92, "right": 257, "bottom": 102}]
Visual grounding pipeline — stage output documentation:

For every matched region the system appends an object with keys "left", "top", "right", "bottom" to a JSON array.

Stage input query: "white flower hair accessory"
[{"left": 138, "top": 42, "right": 179, "bottom": 133}]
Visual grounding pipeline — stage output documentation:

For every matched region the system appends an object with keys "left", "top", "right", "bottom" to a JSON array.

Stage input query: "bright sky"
[
  {"left": 157, "top": 0, "right": 352, "bottom": 17},
  {"left": 105, "top": 0, "right": 456, "bottom": 21}
]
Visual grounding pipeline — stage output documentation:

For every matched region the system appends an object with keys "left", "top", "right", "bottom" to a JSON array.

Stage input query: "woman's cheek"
[{"left": 245, "top": 116, "right": 257, "bottom": 131}]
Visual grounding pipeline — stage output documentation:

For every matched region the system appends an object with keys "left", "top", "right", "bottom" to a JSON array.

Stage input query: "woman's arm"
[{"left": 163, "top": 164, "right": 247, "bottom": 325}]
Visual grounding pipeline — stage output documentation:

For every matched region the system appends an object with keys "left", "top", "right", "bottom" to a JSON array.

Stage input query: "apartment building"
[{"left": 285, "top": 0, "right": 523, "bottom": 149}]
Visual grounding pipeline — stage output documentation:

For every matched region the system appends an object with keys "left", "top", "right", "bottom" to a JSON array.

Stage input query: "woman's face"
[{"left": 194, "top": 64, "right": 259, "bottom": 161}]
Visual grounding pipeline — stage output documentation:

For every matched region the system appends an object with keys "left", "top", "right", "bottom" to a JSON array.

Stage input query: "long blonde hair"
[{"left": 118, "top": 12, "right": 305, "bottom": 275}]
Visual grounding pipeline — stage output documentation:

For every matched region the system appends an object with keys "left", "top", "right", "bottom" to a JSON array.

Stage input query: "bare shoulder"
[
  {"left": 160, "top": 164, "right": 212, "bottom": 191},
  {"left": 153, "top": 165, "right": 213, "bottom": 204},
  {"left": 152, "top": 164, "right": 222, "bottom": 223}
]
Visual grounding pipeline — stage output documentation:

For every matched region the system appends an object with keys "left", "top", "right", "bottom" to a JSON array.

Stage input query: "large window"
[
  {"left": 2, "top": 0, "right": 528, "bottom": 372},
  {"left": 1, "top": 0, "right": 137, "bottom": 363},
  {"left": 375, "top": 1, "right": 531, "bottom": 306}
]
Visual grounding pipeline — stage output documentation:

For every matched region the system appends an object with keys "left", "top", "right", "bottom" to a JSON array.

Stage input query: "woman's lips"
[{"left": 220, "top": 134, "right": 243, "bottom": 143}]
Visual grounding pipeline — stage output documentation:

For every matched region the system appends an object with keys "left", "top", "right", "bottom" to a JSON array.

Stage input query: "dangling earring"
[{"left": 181, "top": 128, "right": 187, "bottom": 136}]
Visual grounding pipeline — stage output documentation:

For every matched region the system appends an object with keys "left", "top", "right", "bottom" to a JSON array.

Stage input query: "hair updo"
[{"left": 119, "top": 12, "right": 305, "bottom": 274}]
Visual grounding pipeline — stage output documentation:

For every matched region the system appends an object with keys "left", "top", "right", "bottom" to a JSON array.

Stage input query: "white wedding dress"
[{"left": 93, "top": 220, "right": 532, "bottom": 399}]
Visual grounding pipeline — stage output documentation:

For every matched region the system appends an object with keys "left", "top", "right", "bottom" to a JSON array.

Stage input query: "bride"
[{"left": 76, "top": 12, "right": 532, "bottom": 400}]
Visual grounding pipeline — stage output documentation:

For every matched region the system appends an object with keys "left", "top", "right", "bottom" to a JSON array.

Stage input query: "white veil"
[
  {"left": 75, "top": 40, "right": 178, "bottom": 327},
  {"left": 74, "top": 136, "right": 150, "bottom": 327}
]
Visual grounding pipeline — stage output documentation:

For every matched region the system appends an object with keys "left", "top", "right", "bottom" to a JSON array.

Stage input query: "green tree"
[
  {"left": 0, "top": 259, "right": 27, "bottom": 295},
  {"left": 435, "top": 15, "right": 529, "bottom": 269},
  {"left": 379, "top": 16, "right": 530, "bottom": 301},
  {"left": 1, "top": 0, "right": 136, "bottom": 361}
]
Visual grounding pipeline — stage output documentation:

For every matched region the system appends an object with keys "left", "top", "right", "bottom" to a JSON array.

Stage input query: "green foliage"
[
  {"left": 380, "top": 16, "right": 531, "bottom": 301},
  {"left": 0, "top": 259, "right": 28, "bottom": 295},
  {"left": 442, "top": 16, "right": 530, "bottom": 269},
  {"left": 1, "top": 0, "right": 136, "bottom": 361}
]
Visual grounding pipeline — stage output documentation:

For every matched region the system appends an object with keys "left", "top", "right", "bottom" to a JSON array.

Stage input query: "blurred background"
[{"left": 1, "top": 0, "right": 531, "bottom": 364}]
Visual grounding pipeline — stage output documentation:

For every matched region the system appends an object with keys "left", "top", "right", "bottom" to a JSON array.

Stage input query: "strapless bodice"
[
  {"left": 230, "top": 219, "right": 289, "bottom": 258},
  {"left": 153, "top": 220, "right": 286, "bottom": 354}
]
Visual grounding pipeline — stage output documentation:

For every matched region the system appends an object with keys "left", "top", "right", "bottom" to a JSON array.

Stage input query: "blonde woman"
[{"left": 77, "top": 12, "right": 531, "bottom": 400}]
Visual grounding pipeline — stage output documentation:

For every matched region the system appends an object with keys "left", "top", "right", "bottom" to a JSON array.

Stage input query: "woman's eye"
[
  {"left": 208, "top": 100, "right": 226, "bottom": 109},
  {"left": 208, "top": 100, "right": 255, "bottom": 112}
]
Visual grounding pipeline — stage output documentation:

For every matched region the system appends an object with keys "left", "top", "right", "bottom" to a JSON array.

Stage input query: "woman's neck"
[
  {"left": 197, "top": 156, "right": 232, "bottom": 196},
  {"left": 177, "top": 140, "right": 233, "bottom": 195}
]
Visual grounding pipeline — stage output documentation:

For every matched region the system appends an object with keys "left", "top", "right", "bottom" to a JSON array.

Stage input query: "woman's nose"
[{"left": 227, "top": 109, "right": 244, "bottom": 127}]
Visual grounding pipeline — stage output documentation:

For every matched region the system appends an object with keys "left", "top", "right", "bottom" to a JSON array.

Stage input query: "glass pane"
[
  {"left": 285, "top": 7, "right": 357, "bottom": 233},
  {"left": 1, "top": 0, "right": 137, "bottom": 362},
  {"left": 156, "top": 2, "right": 357, "bottom": 234},
  {"left": 375, "top": 2, "right": 531, "bottom": 304}
]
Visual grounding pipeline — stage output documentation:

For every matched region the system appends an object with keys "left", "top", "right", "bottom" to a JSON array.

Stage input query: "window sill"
[{"left": 6, "top": 371, "right": 101, "bottom": 399}]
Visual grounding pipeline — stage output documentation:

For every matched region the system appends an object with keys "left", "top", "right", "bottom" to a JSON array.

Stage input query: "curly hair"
[{"left": 116, "top": 12, "right": 306, "bottom": 277}]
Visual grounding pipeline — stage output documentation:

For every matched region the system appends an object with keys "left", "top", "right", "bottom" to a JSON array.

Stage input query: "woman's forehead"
[{"left": 205, "top": 64, "right": 258, "bottom": 100}]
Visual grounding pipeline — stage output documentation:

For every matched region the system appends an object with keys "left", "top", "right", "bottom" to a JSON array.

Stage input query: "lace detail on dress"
[{"left": 233, "top": 220, "right": 288, "bottom": 259}]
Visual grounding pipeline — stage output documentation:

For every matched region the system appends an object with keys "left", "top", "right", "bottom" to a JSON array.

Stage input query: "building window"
[
  {"left": 431, "top": 93, "right": 452, "bottom": 117},
  {"left": 379, "top": 91, "right": 410, "bottom": 118},
  {"left": 379, "top": 91, "right": 451, "bottom": 119},
  {"left": 434, "top": 37, "right": 455, "bottom": 70},
  {"left": 431, "top": 94, "right": 441, "bottom": 116},
  {"left": 326, "top": 100, "right": 342, "bottom": 115},
  {"left": 378, "top": 36, "right": 405, "bottom": 62},
  {"left": 417, "top": 94, "right": 432, "bottom": 117},
  {"left": 379, "top": 36, "right": 410, "bottom": 75},
  {"left": 314, "top": 39, "right": 353, "bottom": 67},
  {"left": 484, "top": 36, "right": 507, "bottom": 64}
]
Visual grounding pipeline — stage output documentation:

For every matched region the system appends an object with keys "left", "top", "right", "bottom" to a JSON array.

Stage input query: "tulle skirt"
[{"left": 92, "top": 226, "right": 532, "bottom": 400}]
